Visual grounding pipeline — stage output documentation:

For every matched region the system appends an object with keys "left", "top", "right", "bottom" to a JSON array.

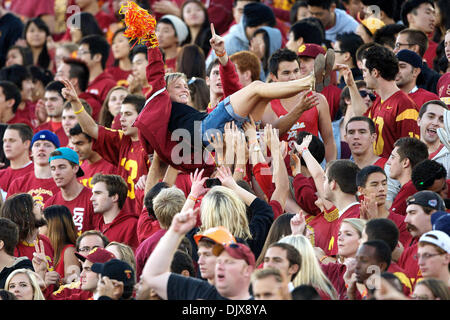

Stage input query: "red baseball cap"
[
  {"left": 212, "top": 242, "right": 255, "bottom": 268},
  {"left": 74, "top": 247, "right": 115, "bottom": 263},
  {"left": 297, "top": 43, "right": 326, "bottom": 58}
]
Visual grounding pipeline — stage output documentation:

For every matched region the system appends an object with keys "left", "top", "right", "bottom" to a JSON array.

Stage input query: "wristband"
[
  {"left": 216, "top": 50, "right": 226, "bottom": 57},
  {"left": 188, "top": 195, "right": 198, "bottom": 202},
  {"left": 235, "top": 167, "right": 244, "bottom": 174},
  {"left": 74, "top": 106, "right": 85, "bottom": 114},
  {"left": 300, "top": 147, "right": 309, "bottom": 155}
]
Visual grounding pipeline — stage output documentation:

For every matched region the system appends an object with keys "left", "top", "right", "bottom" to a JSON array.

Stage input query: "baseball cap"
[
  {"left": 406, "top": 191, "right": 446, "bottom": 212},
  {"left": 396, "top": 49, "right": 423, "bottom": 69},
  {"left": 48, "top": 147, "right": 85, "bottom": 177},
  {"left": 160, "top": 15, "right": 189, "bottom": 44},
  {"left": 74, "top": 247, "right": 115, "bottom": 263},
  {"left": 31, "top": 130, "right": 60, "bottom": 148},
  {"left": 91, "top": 259, "right": 135, "bottom": 287},
  {"left": 360, "top": 17, "right": 385, "bottom": 35},
  {"left": 193, "top": 226, "right": 237, "bottom": 245},
  {"left": 212, "top": 242, "right": 256, "bottom": 268},
  {"left": 297, "top": 43, "right": 326, "bottom": 59},
  {"left": 243, "top": 3, "right": 276, "bottom": 28},
  {"left": 433, "top": 214, "right": 450, "bottom": 236},
  {"left": 419, "top": 230, "right": 450, "bottom": 253}
]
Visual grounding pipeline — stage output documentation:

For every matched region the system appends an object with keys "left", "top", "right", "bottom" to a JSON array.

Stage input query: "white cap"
[
  {"left": 419, "top": 230, "right": 450, "bottom": 253},
  {"left": 160, "top": 14, "right": 189, "bottom": 44}
]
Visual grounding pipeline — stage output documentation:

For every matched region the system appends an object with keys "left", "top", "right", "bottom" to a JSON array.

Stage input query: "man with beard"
[
  {"left": 0, "top": 193, "right": 53, "bottom": 267},
  {"left": 398, "top": 190, "right": 446, "bottom": 286}
]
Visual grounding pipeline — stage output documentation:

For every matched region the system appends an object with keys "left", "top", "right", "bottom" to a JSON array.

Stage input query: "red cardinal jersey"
[
  {"left": 7, "top": 172, "right": 59, "bottom": 205},
  {"left": 78, "top": 158, "right": 117, "bottom": 189},
  {"left": 364, "top": 90, "right": 419, "bottom": 158},
  {"left": 0, "top": 162, "right": 34, "bottom": 192}
]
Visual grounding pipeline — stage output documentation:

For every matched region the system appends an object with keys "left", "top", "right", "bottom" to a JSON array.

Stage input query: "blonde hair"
[
  {"left": 341, "top": 218, "right": 367, "bottom": 238},
  {"left": 164, "top": 72, "right": 188, "bottom": 87},
  {"left": 153, "top": 187, "right": 186, "bottom": 229},
  {"left": 106, "top": 241, "right": 137, "bottom": 282},
  {"left": 5, "top": 269, "right": 45, "bottom": 300},
  {"left": 279, "top": 235, "right": 338, "bottom": 300},
  {"left": 200, "top": 186, "right": 252, "bottom": 240}
]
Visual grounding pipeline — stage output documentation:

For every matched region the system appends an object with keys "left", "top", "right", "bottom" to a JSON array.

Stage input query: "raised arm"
[
  {"left": 141, "top": 208, "right": 198, "bottom": 300},
  {"left": 337, "top": 64, "right": 367, "bottom": 117},
  {"left": 61, "top": 79, "right": 98, "bottom": 139}
]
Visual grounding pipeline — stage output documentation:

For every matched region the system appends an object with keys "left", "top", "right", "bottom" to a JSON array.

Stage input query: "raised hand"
[
  {"left": 290, "top": 152, "right": 302, "bottom": 176},
  {"left": 360, "top": 193, "right": 378, "bottom": 220},
  {"left": 216, "top": 165, "right": 237, "bottom": 189},
  {"left": 296, "top": 90, "right": 318, "bottom": 113},
  {"left": 189, "top": 168, "right": 209, "bottom": 198},
  {"left": 293, "top": 134, "right": 313, "bottom": 155},
  {"left": 171, "top": 207, "right": 199, "bottom": 235},
  {"left": 290, "top": 210, "right": 306, "bottom": 235},
  {"left": 209, "top": 23, "right": 226, "bottom": 57},
  {"left": 336, "top": 64, "right": 355, "bottom": 88},
  {"left": 32, "top": 239, "right": 48, "bottom": 274},
  {"left": 60, "top": 78, "right": 80, "bottom": 103}
]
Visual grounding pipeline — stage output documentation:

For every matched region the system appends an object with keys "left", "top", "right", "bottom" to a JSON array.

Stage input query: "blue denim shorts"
[{"left": 201, "top": 96, "right": 249, "bottom": 146}]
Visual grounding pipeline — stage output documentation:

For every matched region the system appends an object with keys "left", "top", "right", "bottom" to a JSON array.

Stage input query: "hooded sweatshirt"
[
  {"left": 257, "top": 26, "right": 282, "bottom": 81},
  {"left": 97, "top": 210, "right": 139, "bottom": 251},
  {"left": 325, "top": 8, "right": 359, "bottom": 43}
]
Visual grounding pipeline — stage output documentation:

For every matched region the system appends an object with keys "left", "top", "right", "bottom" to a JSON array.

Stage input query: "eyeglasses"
[
  {"left": 359, "top": 90, "right": 376, "bottom": 101},
  {"left": 77, "top": 50, "right": 90, "bottom": 56},
  {"left": 78, "top": 245, "right": 100, "bottom": 253},
  {"left": 394, "top": 42, "right": 413, "bottom": 49},
  {"left": 411, "top": 294, "right": 431, "bottom": 300},
  {"left": 334, "top": 50, "right": 346, "bottom": 54},
  {"left": 414, "top": 252, "right": 445, "bottom": 261}
]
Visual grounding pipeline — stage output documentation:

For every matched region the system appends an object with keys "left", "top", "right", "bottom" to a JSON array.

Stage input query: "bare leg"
[{"left": 229, "top": 72, "right": 316, "bottom": 120}]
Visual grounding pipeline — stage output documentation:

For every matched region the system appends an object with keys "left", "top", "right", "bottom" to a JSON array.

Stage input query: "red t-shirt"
[
  {"left": 45, "top": 187, "right": 97, "bottom": 233},
  {"left": 0, "top": 162, "right": 34, "bottom": 192},
  {"left": 79, "top": 92, "right": 103, "bottom": 122},
  {"left": 364, "top": 90, "right": 419, "bottom": 158},
  {"left": 7, "top": 171, "right": 59, "bottom": 204},
  {"left": 105, "top": 66, "right": 131, "bottom": 87},
  {"left": 78, "top": 158, "right": 117, "bottom": 189},
  {"left": 7, "top": 112, "right": 34, "bottom": 129},
  {"left": 9, "top": 0, "right": 54, "bottom": 18},
  {"left": 96, "top": 210, "right": 139, "bottom": 251},
  {"left": 437, "top": 72, "right": 450, "bottom": 106},
  {"left": 164, "top": 57, "right": 177, "bottom": 73},
  {"left": 15, "top": 234, "right": 54, "bottom": 272},
  {"left": 136, "top": 207, "right": 162, "bottom": 244},
  {"left": 389, "top": 180, "right": 417, "bottom": 216},
  {"left": 423, "top": 40, "right": 437, "bottom": 69},
  {"left": 135, "top": 229, "right": 167, "bottom": 281},
  {"left": 397, "top": 239, "right": 421, "bottom": 287},
  {"left": 321, "top": 84, "right": 342, "bottom": 121},
  {"left": 13, "top": 101, "right": 38, "bottom": 129},
  {"left": 329, "top": 203, "right": 361, "bottom": 256},
  {"left": 35, "top": 121, "right": 68, "bottom": 147},
  {"left": 93, "top": 126, "right": 149, "bottom": 214},
  {"left": 388, "top": 211, "right": 412, "bottom": 247},
  {"left": 86, "top": 72, "right": 116, "bottom": 105},
  {"left": 409, "top": 88, "right": 439, "bottom": 110},
  {"left": 373, "top": 157, "right": 388, "bottom": 169}
]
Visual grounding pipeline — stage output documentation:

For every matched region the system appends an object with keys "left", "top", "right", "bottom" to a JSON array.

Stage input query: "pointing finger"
[{"left": 210, "top": 23, "right": 216, "bottom": 37}]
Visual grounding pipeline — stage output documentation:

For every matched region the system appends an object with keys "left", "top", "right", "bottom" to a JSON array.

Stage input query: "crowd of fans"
[{"left": 0, "top": 0, "right": 449, "bottom": 302}]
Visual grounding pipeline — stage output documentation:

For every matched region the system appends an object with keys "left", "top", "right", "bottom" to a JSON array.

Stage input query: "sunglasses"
[{"left": 359, "top": 90, "right": 376, "bottom": 101}]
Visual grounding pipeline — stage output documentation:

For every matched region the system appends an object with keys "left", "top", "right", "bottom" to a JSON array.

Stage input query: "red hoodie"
[{"left": 97, "top": 209, "right": 139, "bottom": 251}]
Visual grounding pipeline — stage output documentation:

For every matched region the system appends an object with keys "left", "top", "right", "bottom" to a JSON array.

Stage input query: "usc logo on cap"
[
  {"left": 124, "top": 270, "right": 132, "bottom": 279},
  {"left": 298, "top": 44, "right": 306, "bottom": 54}
]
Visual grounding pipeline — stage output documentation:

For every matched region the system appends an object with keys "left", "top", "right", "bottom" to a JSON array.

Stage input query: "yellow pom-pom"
[{"left": 120, "top": 1, "right": 158, "bottom": 48}]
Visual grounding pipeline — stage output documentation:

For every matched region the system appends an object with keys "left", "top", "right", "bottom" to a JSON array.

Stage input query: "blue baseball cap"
[
  {"left": 31, "top": 130, "right": 60, "bottom": 148},
  {"left": 49, "top": 147, "right": 84, "bottom": 177},
  {"left": 433, "top": 213, "right": 450, "bottom": 237}
]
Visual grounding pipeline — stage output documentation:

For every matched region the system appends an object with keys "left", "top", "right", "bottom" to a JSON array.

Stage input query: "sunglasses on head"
[{"left": 359, "top": 90, "right": 376, "bottom": 101}]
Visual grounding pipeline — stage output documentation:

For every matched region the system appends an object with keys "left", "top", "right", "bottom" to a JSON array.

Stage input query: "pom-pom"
[{"left": 120, "top": 1, "right": 158, "bottom": 49}]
